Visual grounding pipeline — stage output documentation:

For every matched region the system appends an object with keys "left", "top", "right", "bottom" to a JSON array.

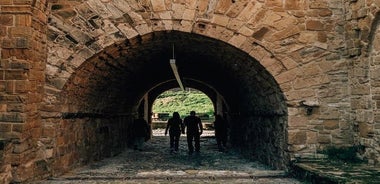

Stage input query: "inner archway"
[{"left": 151, "top": 88, "right": 215, "bottom": 129}]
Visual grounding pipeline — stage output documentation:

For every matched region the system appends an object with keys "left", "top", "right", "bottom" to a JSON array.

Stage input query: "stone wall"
[
  {"left": 345, "top": 0, "right": 380, "bottom": 165},
  {"left": 43, "top": 116, "right": 132, "bottom": 176},
  {"left": 0, "top": 0, "right": 48, "bottom": 182}
]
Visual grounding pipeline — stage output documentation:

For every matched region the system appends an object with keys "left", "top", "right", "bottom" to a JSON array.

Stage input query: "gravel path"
[{"left": 34, "top": 129, "right": 302, "bottom": 184}]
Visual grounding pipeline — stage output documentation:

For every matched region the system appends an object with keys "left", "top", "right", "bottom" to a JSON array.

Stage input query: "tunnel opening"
[
  {"left": 53, "top": 30, "right": 288, "bottom": 171},
  {"left": 151, "top": 88, "right": 215, "bottom": 130}
]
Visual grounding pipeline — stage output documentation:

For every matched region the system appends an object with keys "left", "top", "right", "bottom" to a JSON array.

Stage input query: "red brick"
[
  {"left": 5, "top": 70, "right": 28, "bottom": 80},
  {"left": 15, "top": 15, "right": 32, "bottom": 26},
  {"left": 0, "top": 15, "right": 14, "bottom": 26},
  {"left": 14, "top": 0, "right": 33, "bottom": 5},
  {"left": 1, "top": 6, "right": 33, "bottom": 14},
  {"left": 0, "top": 26, "right": 6, "bottom": 36},
  {"left": 0, "top": 0, "right": 13, "bottom": 5}
]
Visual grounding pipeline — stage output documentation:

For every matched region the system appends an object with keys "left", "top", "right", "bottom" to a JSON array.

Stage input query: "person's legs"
[
  {"left": 174, "top": 135, "right": 180, "bottom": 151},
  {"left": 169, "top": 134, "right": 175, "bottom": 151},
  {"left": 187, "top": 134, "right": 194, "bottom": 155},
  {"left": 194, "top": 134, "right": 200, "bottom": 153}
]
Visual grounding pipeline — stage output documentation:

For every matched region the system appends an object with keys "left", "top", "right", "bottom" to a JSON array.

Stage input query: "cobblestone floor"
[{"left": 34, "top": 130, "right": 302, "bottom": 184}]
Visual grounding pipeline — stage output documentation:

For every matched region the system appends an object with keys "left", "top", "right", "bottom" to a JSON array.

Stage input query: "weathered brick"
[
  {"left": 0, "top": 123, "right": 12, "bottom": 132},
  {"left": 0, "top": 0, "right": 13, "bottom": 5},
  {"left": 285, "top": 0, "right": 304, "bottom": 10},
  {"left": 14, "top": 0, "right": 34, "bottom": 5},
  {"left": 306, "top": 20, "right": 325, "bottom": 31},
  {"left": 1, "top": 6, "right": 33, "bottom": 13},
  {"left": 317, "top": 134, "right": 331, "bottom": 144},
  {"left": 0, "top": 113, "right": 26, "bottom": 123},
  {"left": 288, "top": 131, "right": 307, "bottom": 144},
  {"left": 323, "top": 120, "right": 339, "bottom": 130},
  {"left": 5, "top": 70, "right": 28, "bottom": 80},
  {"left": 0, "top": 15, "right": 14, "bottom": 26},
  {"left": 15, "top": 15, "right": 32, "bottom": 26},
  {"left": 265, "top": 0, "right": 283, "bottom": 7}
]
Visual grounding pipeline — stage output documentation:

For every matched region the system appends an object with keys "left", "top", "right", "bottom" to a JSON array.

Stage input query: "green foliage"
[
  {"left": 152, "top": 89, "right": 214, "bottom": 118},
  {"left": 322, "top": 146, "right": 363, "bottom": 163}
]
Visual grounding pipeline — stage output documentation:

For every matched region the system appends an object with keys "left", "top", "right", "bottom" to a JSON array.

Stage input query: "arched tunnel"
[{"left": 58, "top": 31, "right": 288, "bottom": 170}]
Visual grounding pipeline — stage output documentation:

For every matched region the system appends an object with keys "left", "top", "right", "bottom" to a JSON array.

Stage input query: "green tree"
[{"left": 152, "top": 88, "right": 214, "bottom": 118}]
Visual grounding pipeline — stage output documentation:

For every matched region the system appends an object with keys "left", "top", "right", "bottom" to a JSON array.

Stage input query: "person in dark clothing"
[
  {"left": 183, "top": 111, "right": 203, "bottom": 155},
  {"left": 213, "top": 114, "right": 229, "bottom": 152},
  {"left": 132, "top": 115, "right": 150, "bottom": 151},
  {"left": 165, "top": 112, "right": 185, "bottom": 153}
]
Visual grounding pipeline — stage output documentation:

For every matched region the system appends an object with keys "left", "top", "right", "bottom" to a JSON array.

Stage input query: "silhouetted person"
[
  {"left": 132, "top": 114, "right": 150, "bottom": 151},
  {"left": 165, "top": 112, "right": 185, "bottom": 153},
  {"left": 183, "top": 111, "right": 203, "bottom": 155},
  {"left": 213, "top": 114, "right": 229, "bottom": 152}
]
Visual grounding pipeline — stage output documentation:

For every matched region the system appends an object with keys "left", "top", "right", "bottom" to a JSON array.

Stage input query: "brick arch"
[
  {"left": 43, "top": 0, "right": 338, "bottom": 171},
  {"left": 45, "top": 0, "right": 304, "bottom": 94}
]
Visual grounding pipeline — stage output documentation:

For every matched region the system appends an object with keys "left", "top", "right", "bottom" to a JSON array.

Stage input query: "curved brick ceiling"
[{"left": 63, "top": 31, "right": 284, "bottom": 115}]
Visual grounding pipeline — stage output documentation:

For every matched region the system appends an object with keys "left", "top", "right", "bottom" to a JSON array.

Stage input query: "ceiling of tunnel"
[{"left": 63, "top": 31, "right": 284, "bottom": 114}]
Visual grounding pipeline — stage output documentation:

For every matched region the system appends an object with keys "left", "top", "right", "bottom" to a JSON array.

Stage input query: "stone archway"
[
  {"left": 1, "top": 0, "right": 359, "bottom": 183},
  {"left": 49, "top": 30, "right": 288, "bottom": 170}
]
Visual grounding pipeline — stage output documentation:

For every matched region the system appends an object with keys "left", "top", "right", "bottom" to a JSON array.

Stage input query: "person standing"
[
  {"left": 213, "top": 114, "right": 229, "bottom": 152},
  {"left": 132, "top": 114, "right": 150, "bottom": 151},
  {"left": 165, "top": 112, "right": 185, "bottom": 153},
  {"left": 183, "top": 111, "right": 203, "bottom": 155}
]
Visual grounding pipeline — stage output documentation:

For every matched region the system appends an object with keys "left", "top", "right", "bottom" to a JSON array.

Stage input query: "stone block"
[
  {"left": 1, "top": 5, "right": 33, "bottom": 14},
  {"left": 271, "top": 25, "right": 300, "bottom": 41},
  {"left": 7, "top": 104, "right": 25, "bottom": 112},
  {"left": 351, "top": 85, "right": 370, "bottom": 95},
  {"left": 151, "top": 0, "right": 166, "bottom": 11},
  {"left": 306, "top": 131, "right": 318, "bottom": 144},
  {"left": 288, "top": 116, "right": 308, "bottom": 127},
  {"left": 277, "top": 69, "right": 298, "bottom": 84},
  {"left": 13, "top": 142, "right": 31, "bottom": 154},
  {"left": 285, "top": 0, "right": 304, "bottom": 10},
  {"left": 15, "top": 15, "right": 32, "bottom": 26},
  {"left": 12, "top": 124, "right": 25, "bottom": 133},
  {"left": 359, "top": 122, "right": 372, "bottom": 138},
  {"left": 1, "top": 37, "right": 30, "bottom": 49},
  {"left": 0, "top": 15, "right": 14, "bottom": 26},
  {"left": 0, "top": 0, "right": 12, "bottom": 5},
  {"left": 0, "top": 123, "right": 12, "bottom": 132},
  {"left": 212, "top": 14, "right": 229, "bottom": 27},
  {"left": 5, "top": 70, "right": 28, "bottom": 80},
  {"left": 252, "top": 27, "right": 271, "bottom": 41},
  {"left": 288, "top": 131, "right": 307, "bottom": 144},
  {"left": 6, "top": 80, "right": 31, "bottom": 94},
  {"left": 323, "top": 120, "right": 339, "bottom": 130},
  {"left": 0, "top": 113, "right": 26, "bottom": 123},
  {"left": 265, "top": 0, "right": 283, "bottom": 7},
  {"left": 306, "top": 20, "right": 325, "bottom": 31},
  {"left": 317, "top": 134, "right": 331, "bottom": 144},
  {"left": 286, "top": 89, "right": 315, "bottom": 101},
  {"left": 14, "top": 0, "right": 33, "bottom": 5},
  {"left": 309, "top": 1, "right": 328, "bottom": 9}
]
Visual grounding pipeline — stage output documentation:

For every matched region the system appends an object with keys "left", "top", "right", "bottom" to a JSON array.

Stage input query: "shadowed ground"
[{"left": 33, "top": 129, "right": 302, "bottom": 184}]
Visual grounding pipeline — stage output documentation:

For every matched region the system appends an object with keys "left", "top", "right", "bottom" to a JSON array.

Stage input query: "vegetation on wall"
[
  {"left": 321, "top": 146, "right": 364, "bottom": 163},
  {"left": 152, "top": 88, "right": 214, "bottom": 118}
]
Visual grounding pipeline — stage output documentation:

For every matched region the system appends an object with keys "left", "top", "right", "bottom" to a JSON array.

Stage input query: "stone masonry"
[{"left": 0, "top": 0, "right": 380, "bottom": 183}]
